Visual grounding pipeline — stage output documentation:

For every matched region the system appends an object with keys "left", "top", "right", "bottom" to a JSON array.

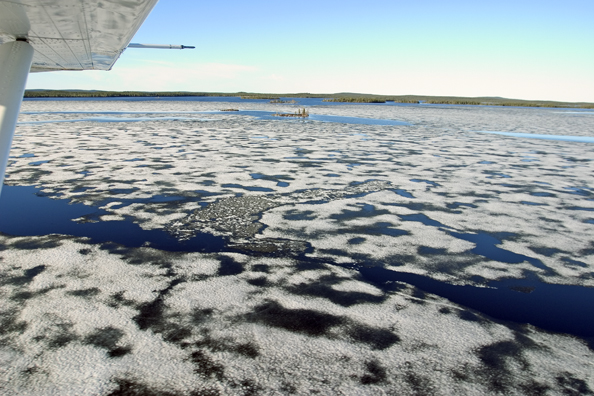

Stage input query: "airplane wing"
[
  {"left": 0, "top": 0, "right": 161, "bottom": 197},
  {"left": 0, "top": 0, "right": 159, "bottom": 72}
]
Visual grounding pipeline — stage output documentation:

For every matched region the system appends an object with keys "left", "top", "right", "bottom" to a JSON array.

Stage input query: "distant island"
[{"left": 23, "top": 90, "right": 594, "bottom": 109}]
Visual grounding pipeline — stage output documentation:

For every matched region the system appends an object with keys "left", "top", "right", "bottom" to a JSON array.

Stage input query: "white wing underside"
[{"left": 0, "top": 0, "right": 159, "bottom": 72}]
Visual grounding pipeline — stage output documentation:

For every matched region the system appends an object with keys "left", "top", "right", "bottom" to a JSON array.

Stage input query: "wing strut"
[
  {"left": 127, "top": 43, "right": 195, "bottom": 49},
  {"left": 0, "top": 40, "right": 34, "bottom": 196}
]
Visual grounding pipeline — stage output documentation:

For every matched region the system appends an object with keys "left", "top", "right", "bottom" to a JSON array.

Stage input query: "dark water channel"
[
  {"left": 358, "top": 266, "right": 594, "bottom": 339},
  {"left": 0, "top": 186, "right": 224, "bottom": 252},
  {"left": 1, "top": 185, "right": 593, "bottom": 341}
]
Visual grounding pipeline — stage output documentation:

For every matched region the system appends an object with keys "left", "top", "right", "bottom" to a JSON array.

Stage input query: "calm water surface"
[{"left": 1, "top": 185, "right": 593, "bottom": 340}]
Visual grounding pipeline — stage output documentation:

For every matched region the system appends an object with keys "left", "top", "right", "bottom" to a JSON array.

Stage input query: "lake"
[{"left": 2, "top": 98, "right": 593, "bottom": 395}]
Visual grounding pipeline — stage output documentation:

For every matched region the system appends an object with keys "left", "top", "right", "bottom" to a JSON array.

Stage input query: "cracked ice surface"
[{"left": 0, "top": 100, "right": 593, "bottom": 395}]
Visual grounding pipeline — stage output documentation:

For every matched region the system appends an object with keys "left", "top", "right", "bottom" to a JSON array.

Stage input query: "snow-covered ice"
[{"left": 1, "top": 99, "right": 593, "bottom": 395}]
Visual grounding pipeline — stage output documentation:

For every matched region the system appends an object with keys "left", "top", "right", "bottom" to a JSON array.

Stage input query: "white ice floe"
[{"left": 0, "top": 100, "right": 592, "bottom": 394}]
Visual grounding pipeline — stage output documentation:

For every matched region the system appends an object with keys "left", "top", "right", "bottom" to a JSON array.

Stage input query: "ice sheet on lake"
[{"left": 1, "top": 100, "right": 593, "bottom": 395}]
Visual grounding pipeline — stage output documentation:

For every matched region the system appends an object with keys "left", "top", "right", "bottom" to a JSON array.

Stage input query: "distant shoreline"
[{"left": 23, "top": 90, "right": 594, "bottom": 109}]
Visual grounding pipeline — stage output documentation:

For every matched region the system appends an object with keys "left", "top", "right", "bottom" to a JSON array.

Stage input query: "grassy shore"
[
  {"left": 323, "top": 98, "right": 387, "bottom": 103},
  {"left": 272, "top": 108, "right": 309, "bottom": 118},
  {"left": 270, "top": 99, "right": 298, "bottom": 104},
  {"left": 24, "top": 90, "right": 594, "bottom": 109}
]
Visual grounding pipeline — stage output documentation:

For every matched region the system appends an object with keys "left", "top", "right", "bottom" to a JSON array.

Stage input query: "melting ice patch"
[
  {"left": 2, "top": 100, "right": 594, "bottom": 395},
  {"left": 476, "top": 130, "right": 594, "bottom": 143}
]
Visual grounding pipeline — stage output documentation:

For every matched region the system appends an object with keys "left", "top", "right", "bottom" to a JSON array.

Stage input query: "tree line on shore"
[{"left": 24, "top": 90, "right": 594, "bottom": 109}]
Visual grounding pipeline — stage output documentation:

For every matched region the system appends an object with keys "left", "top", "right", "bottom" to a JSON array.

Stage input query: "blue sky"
[{"left": 26, "top": 0, "right": 594, "bottom": 102}]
